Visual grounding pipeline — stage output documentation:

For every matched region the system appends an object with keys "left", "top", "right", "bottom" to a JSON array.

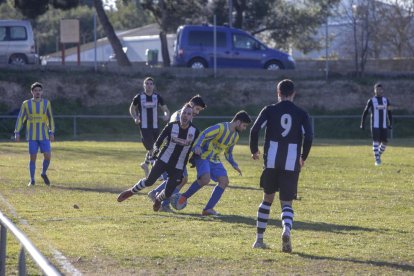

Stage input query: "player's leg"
[
  {"left": 278, "top": 171, "right": 299, "bottom": 253},
  {"left": 379, "top": 128, "right": 388, "bottom": 157},
  {"left": 253, "top": 169, "right": 277, "bottom": 248},
  {"left": 202, "top": 162, "right": 228, "bottom": 216},
  {"left": 139, "top": 128, "right": 155, "bottom": 177},
  {"left": 117, "top": 160, "right": 165, "bottom": 202},
  {"left": 28, "top": 141, "right": 39, "bottom": 186},
  {"left": 161, "top": 170, "right": 188, "bottom": 209},
  {"left": 153, "top": 170, "right": 182, "bottom": 211},
  {"left": 372, "top": 128, "right": 381, "bottom": 165},
  {"left": 40, "top": 140, "right": 51, "bottom": 185},
  {"left": 178, "top": 158, "right": 211, "bottom": 205}
]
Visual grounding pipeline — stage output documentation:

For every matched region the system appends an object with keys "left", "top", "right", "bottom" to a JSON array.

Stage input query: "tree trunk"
[
  {"left": 93, "top": 0, "right": 131, "bottom": 66},
  {"left": 159, "top": 31, "right": 170, "bottom": 67}
]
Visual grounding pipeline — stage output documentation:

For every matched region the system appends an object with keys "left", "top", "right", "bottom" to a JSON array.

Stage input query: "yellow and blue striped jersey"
[
  {"left": 193, "top": 122, "right": 239, "bottom": 166},
  {"left": 14, "top": 99, "right": 55, "bottom": 141}
]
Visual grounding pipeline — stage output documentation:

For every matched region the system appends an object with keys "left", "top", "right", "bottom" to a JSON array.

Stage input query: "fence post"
[
  {"left": 73, "top": 116, "right": 77, "bottom": 139},
  {"left": 0, "top": 225, "right": 6, "bottom": 276},
  {"left": 311, "top": 117, "right": 315, "bottom": 138},
  {"left": 18, "top": 248, "right": 26, "bottom": 276}
]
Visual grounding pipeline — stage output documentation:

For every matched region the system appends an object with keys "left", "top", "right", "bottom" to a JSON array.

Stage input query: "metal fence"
[
  {"left": 1, "top": 114, "right": 414, "bottom": 140},
  {"left": 0, "top": 211, "right": 61, "bottom": 276}
]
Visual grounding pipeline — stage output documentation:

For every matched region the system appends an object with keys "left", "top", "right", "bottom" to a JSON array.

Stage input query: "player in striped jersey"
[
  {"left": 360, "top": 83, "right": 393, "bottom": 166},
  {"left": 176, "top": 110, "right": 252, "bottom": 216},
  {"left": 117, "top": 103, "right": 200, "bottom": 211},
  {"left": 250, "top": 79, "right": 313, "bottom": 253},
  {"left": 130, "top": 77, "right": 170, "bottom": 177},
  {"left": 147, "top": 95, "right": 207, "bottom": 212},
  {"left": 14, "top": 82, "right": 55, "bottom": 186}
]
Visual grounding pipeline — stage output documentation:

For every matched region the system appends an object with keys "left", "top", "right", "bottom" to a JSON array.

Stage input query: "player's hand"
[
  {"left": 388, "top": 125, "right": 393, "bottom": 130},
  {"left": 360, "top": 124, "right": 365, "bottom": 130},
  {"left": 14, "top": 133, "right": 20, "bottom": 142},
  {"left": 189, "top": 154, "right": 196, "bottom": 168},
  {"left": 134, "top": 118, "right": 140, "bottom": 125},
  {"left": 252, "top": 151, "right": 260, "bottom": 160},
  {"left": 194, "top": 146, "right": 202, "bottom": 155},
  {"left": 299, "top": 157, "right": 305, "bottom": 168},
  {"left": 50, "top": 134, "right": 55, "bottom": 142},
  {"left": 233, "top": 166, "right": 242, "bottom": 176},
  {"left": 162, "top": 115, "right": 169, "bottom": 122}
]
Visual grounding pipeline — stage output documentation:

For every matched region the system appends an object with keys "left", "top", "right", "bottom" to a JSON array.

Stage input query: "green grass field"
[{"left": 0, "top": 140, "right": 413, "bottom": 275}]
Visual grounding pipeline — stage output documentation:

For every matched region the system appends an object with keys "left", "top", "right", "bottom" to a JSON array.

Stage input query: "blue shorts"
[
  {"left": 28, "top": 140, "right": 51, "bottom": 155},
  {"left": 195, "top": 157, "right": 227, "bottom": 182}
]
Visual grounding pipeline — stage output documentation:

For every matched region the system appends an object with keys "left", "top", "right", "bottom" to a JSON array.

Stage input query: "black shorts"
[
  {"left": 260, "top": 169, "right": 299, "bottom": 201},
  {"left": 140, "top": 128, "right": 159, "bottom": 150},
  {"left": 371, "top": 128, "right": 388, "bottom": 143},
  {"left": 146, "top": 160, "right": 183, "bottom": 197}
]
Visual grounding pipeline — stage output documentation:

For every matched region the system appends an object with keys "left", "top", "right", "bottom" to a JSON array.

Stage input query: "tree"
[{"left": 13, "top": 0, "right": 131, "bottom": 66}]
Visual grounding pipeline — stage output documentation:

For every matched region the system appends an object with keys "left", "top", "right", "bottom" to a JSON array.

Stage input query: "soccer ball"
[{"left": 170, "top": 193, "right": 187, "bottom": 210}]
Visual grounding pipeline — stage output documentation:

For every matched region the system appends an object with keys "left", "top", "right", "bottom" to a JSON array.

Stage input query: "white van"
[{"left": 0, "top": 20, "right": 38, "bottom": 65}]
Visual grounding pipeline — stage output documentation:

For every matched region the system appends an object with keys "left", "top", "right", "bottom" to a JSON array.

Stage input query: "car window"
[
  {"left": 188, "top": 30, "right": 227, "bottom": 47},
  {"left": 0, "top": 27, "right": 6, "bottom": 41},
  {"left": 9, "top": 26, "right": 27, "bottom": 41},
  {"left": 232, "top": 33, "right": 258, "bottom": 50}
]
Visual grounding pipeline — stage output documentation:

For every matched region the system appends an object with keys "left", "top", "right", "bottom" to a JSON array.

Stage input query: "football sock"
[
  {"left": 379, "top": 143, "right": 387, "bottom": 155},
  {"left": 132, "top": 179, "right": 146, "bottom": 193},
  {"left": 182, "top": 180, "right": 202, "bottom": 199},
  {"left": 281, "top": 205, "right": 294, "bottom": 234},
  {"left": 256, "top": 201, "right": 271, "bottom": 241},
  {"left": 204, "top": 185, "right": 224, "bottom": 210},
  {"left": 156, "top": 190, "right": 167, "bottom": 202},
  {"left": 29, "top": 161, "right": 35, "bottom": 182},
  {"left": 373, "top": 141, "right": 380, "bottom": 160},
  {"left": 42, "top": 159, "right": 50, "bottom": 175}
]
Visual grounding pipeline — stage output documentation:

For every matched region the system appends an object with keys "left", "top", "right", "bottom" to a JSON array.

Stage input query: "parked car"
[
  {"left": 172, "top": 24, "right": 295, "bottom": 70},
  {"left": 0, "top": 20, "right": 38, "bottom": 65}
]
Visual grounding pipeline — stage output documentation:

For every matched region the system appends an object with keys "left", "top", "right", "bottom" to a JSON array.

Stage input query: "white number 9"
[{"left": 281, "top": 114, "right": 292, "bottom": 137}]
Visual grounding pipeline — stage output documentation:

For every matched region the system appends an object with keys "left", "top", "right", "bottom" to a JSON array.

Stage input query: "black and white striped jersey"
[
  {"left": 250, "top": 101, "right": 313, "bottom": 172},
  {"left": 154, "top": 121, "right": 200, "bottom": 170},
  {"left": 361, "top": 96, "right": 392, "bottom": 129},
  {"left": 132, "top": 92, "right": 165, "bottom": 129}
]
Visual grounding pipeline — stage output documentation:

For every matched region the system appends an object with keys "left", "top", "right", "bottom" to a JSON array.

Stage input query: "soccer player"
[
  {"left": 176, "top": 110, "right": 252, "bottom": 216},
  {"left": 117, "top": 103, "right": 199, "bottom": 211},
  {"left": 14, "top": 82, "right": 55, "bottom": 186},
  {"left": 147, "top": 95, "right": 207, "bottom": 212},
  {"left": 360, "top": 83, "right": 393, "bottom": 166},
  {"left": 250, "top": 79, "right": 313, "bottom": 253},
  {"left": 130, "top": 77, "right": 170, "bottom": 177}
]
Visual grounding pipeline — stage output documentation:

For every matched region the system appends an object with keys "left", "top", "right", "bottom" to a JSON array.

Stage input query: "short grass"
[{"left": 0, "top": 139, "right": 413, "bottom": 275}]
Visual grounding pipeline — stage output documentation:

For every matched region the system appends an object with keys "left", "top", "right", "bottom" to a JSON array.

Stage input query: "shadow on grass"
[{"left": 294, "top": 252, "right": 414, "bottom": 272}]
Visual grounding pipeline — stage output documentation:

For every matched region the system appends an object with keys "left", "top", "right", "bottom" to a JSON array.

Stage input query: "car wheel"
[
  {"left": 9, "top": 54, "right": 28, "bottom": 65},
  {"left": 188, "top": 58, "right": 207, "bottom": 69},
  {"left": 265, "top": 61, "right": 284, "bottom": 70}
]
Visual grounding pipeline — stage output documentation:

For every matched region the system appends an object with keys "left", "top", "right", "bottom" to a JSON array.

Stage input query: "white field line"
[{"left": 0, "top": 193, "right": 82, "bottom": 276}]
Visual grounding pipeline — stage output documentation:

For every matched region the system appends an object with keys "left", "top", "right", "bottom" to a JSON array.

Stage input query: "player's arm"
[
  {"left": 14, "top": 103, "right": 27, "bottom": 142},
  {"left": 193, "top": 124, "right": 221, "bottom": 155},
  {"left": 360, "top": 99, "right": 372, "bottom": 129},
  {"left": 47, "top": 101, "right": 55, "bottom": 141},
  {"left": 249, "top": 107, "right": 267, "bottom": 159},
  {"left": 301, "top": 113, "right": 314, "bottom": 164},
  {"left": 387, "top": 101, "right": 393, "bottom": 129},
  {"left": 225, "top": 142, "right": 242, "bottom": 175},
  {"left": 160, "top": 104, "right": 170, "bottom": 122},
  {"left": 152, "top": 122, "right": 172, "bottom": 158},
  {"left": 129, "top": 100, "right": 140, "bottom": 125}
]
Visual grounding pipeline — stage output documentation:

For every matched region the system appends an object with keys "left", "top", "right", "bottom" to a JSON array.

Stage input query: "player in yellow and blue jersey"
[
  {"left": 177, "top": 110, "right": 252, "bottom": 216},
  {"left": 14, "top": 82, "right": 55, "bottom": 186}
]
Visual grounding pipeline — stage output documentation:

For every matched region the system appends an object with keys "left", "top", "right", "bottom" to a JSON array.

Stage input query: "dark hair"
[
  {"left": 232, "top": 110, "right": 252, "bottom": 124},
  {"left": 277, "top": 79, "right": 295, "bottom": 97},
  {"left": 189, "top": 94, "right": 207, "bottom": 108},
  {"left": 374, "top": 82, "right": 382, "bottom": 89},
  {"left": 31, "top": 82, "right": 43, "bottom": 91}
]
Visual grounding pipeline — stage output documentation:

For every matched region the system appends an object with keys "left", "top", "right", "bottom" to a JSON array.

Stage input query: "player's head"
[
  {"left": 231, "top": 110, "right": 252, "bottom": 132},
  {"left": 277, "top": 79, "right": 295, "bottom": 100},
  {"left": 143, "top": 77, "right": 155, "bottom": 94},
  {"left": 180, "top": 103, "right": 194, "bottom": 126},
  {"left": 30, "top": 82, "right": 43, "bottom": 99},
  {"left": 189, "top": 94, "right": 207, "bottom": 116},
  {"left": 374, "top": 82, "right": 383, "bottom": 96}
]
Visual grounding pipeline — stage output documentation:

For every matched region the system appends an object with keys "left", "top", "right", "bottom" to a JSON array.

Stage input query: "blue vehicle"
[{"left": 172, "top": 25, "right": 295, "bottom": 70}]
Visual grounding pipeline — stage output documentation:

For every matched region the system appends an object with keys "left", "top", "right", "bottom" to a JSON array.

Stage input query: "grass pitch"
[{"left": 0, "top": 139, "right": 413, "bottom": 275}]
